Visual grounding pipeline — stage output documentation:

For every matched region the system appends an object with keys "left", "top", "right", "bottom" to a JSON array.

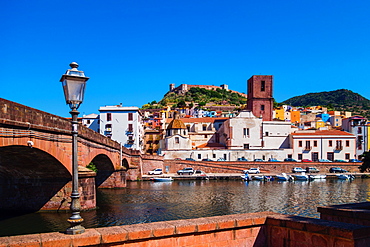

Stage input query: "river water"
[{"left": 1, "top": 178, "right": 369, "bottom": 237}]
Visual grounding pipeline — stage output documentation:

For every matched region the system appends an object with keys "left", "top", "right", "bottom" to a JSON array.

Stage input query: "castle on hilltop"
[{"left": 169, "top": 83, "right": 247, "bottom": 98}]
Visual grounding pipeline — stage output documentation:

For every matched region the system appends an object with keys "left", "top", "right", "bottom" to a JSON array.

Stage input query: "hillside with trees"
[
  {"left": 281, "top": 89, "right": 370, "bottom": 118},
  {"left": 141, "top": 87, "right": 247, "bottom": 109}
]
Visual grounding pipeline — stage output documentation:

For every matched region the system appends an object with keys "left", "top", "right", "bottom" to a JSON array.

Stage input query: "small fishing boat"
[
  {"left": 241, "top": 174, "right": 251, "bottom": 181},
  {"left": 252, "top": 175, "right": 264, "bottom": 181},
  {"left": 310, "top": 174, "right": 326, "bottom": 179},
  {"left": 294, "top": 172, "right": 311, "bottom": 181},
  {"left": 276, "top": 173, "right": 294, "bottom": 181},
  {"left": 152, "top": 177, "right": 174, "bottom": 182},
  {"left": 336, "top": 174, "right": 354, "bottom": 180}
]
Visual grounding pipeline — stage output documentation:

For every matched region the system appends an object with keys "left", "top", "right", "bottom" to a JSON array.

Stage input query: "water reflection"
[{"left": 1, "top": 179, "right": 370, "bottom": 237}]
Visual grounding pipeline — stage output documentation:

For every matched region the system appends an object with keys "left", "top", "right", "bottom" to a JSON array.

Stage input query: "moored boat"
[
  {"left": 294, "top": 172, "right": 311, "bottom": 181},
  {"left": 336, "top": 174, "right": 354, "bottom": 180},
  {"left": 276, "top": 173, "right": 294, "bottom": 181},
  {"left": 310, "top": 174, "right": 326, "bottom": 179},
  {"left": 241, "top": 174, "right": 251, "bottom": 181},
  {"left": 152, "top": 177, "right": 174, "bottom": 182}
]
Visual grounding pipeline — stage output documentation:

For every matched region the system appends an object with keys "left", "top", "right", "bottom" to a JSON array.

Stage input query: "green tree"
[{"left": 358, "top": 151, "right": 370, "bottom": 172}]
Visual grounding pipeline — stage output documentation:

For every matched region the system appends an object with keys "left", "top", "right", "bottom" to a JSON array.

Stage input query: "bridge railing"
[{"left": 0, "top": 98, "right": 139, "bottom": 155}]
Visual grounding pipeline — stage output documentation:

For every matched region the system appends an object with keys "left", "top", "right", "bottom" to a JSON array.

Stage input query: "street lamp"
[{"left": 60, "top": 62, "right": 89, "bottom": 235}]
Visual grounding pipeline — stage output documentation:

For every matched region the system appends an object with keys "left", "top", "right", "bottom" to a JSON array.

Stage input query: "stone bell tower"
[{"left": 246, "top": 75, "right": 274, "bottom": 121}]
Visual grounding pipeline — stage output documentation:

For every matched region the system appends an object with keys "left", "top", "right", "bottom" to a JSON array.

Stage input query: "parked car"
[
  {"left": 195, "top": 170, "right": 208, "bottom": 177},
  {"left": 268, "top": 158, "right": 280, "bottom": 162},
  {"left": 254, "top": 159, "right": 264, "bottom": 162},
  {"left": 244, "top": 168, "right": 260, "bottom": 174},
  {"left": 284, "top": 158, "right": 298, "bottom": 162},
  {"left": 148, "top": 168, "right": 163, "bottom": 175},
  {"left": 185, "top": 158, "right": 195, "bottom": 161},
  {"left": 202, "top": 158, "right": 213, "bottom": 161},
  {"left": 177, "top": 167, "right": 195, "bottom": 175},
  {"left": 301, "top": 159, "right": 312, "bottom": 162},
  {"left": 334, "top": 159, "right": 348, "bottom": 163},
  {"left": 329, "top": 167, "right": 348, "bottom": 173},
  {"left": 349, "top": 159, "right": 362, "bottom": 163},
  {"left": 237, "top": 157, "right": 249, "bottom": 161},
  {"left": 292, "top": 167, "right": 305, "bottom": 173},
  {"left": 318, "top": 159, "right": 332, "bottom": 162},
  {"left": 306, "top": 167, "right": 320, "bottom": 173},
  {"left": 217, "top": 158, "right": 226, "bottom": 161}
]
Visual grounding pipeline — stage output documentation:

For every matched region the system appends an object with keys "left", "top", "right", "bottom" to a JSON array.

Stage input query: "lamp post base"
[{"left": 66, "top": 218, "right": 85, "bottom": 235}]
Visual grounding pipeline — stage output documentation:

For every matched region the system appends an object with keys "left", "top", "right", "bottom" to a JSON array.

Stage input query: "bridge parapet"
[{"left": 0, "top": 98, "right": 140, "bottom": 156}]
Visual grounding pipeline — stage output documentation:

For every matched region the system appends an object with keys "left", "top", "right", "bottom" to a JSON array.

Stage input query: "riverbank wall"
[{"left": 2, "top": 202, "right": 370, "bottom": 247}]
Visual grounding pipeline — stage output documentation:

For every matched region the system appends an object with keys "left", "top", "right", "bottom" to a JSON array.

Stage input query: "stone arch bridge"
[{"left": 0, "top": 98, "right": 163, "bottom": 212}]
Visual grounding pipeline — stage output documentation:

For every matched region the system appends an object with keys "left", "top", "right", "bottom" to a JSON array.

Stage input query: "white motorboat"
[
  {"left": 276, "top": 173, "right": 294, "bottom": 181},
  {"left": 253, "top": 175, "right": 264, "bottom": 181},
  {"left": 310, "top": 174, "right": 326, "bottom": 179},
  {"left": 336, "top": 174, "right": 354, "bottom": 180},
  {"left": 241, "top": 174, "right": 251, "bottom": 181},
  {"left": 294, "top": 172, "right": 310, "bottom": 181},
  {"left": 152, "top": 177, "right": 174, "bottom": 182}
]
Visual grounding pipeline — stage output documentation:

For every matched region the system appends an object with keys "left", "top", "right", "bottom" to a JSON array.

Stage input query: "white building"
[
  {"left": 160, "top": 114, "right": 192, "bottom": 151},
  {"left": 290, "top": 130, "right": 356, "bottom": 161},
  {"left": 99, "top": 105, "right": 143, "bottom": 151},
  {"left": 82, "top": 113, "right": 99, "bottom": 132}
]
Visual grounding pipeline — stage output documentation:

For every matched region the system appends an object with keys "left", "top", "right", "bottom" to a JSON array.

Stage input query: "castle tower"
[
  {"left": 246, "top": 75, "right": 273, "bottom": 121},
  {"left": 169, "top": 83, "right": 175, "bottom": 91}
]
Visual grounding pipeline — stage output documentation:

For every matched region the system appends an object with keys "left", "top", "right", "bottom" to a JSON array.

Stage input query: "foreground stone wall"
[{"left": 2, "top": 209, "right": 370, "bottom": 247}]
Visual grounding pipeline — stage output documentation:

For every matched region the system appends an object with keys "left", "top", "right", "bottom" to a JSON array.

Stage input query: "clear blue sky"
[{"left": 2, "top": 0, "right": 370, "bottom": 117}]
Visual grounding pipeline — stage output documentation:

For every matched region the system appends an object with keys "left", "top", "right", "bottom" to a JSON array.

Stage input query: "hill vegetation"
[
  {"left": 281, "top": 89, "right": 370, "bottom": 118},
  {"left": 142, "top": 87, "right": 247, "bottom": 109}
]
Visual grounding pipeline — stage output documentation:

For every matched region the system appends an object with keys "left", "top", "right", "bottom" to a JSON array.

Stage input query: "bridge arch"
[{"left": 0, "top": 145, "right": 71, "bottom": 212}]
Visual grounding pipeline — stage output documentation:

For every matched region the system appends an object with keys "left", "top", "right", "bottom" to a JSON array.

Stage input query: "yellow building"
[{"left": 274, "top": 108, "right": 285, "bottom": 121}]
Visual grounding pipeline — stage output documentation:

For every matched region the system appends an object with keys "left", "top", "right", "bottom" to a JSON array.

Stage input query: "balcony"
[
  {"left": 127, "top": 139, "right": 135, "bottom": 144},
  {"left": 304, "top": 146, "right": 312, "bottom": 151},
  {"left": 335, "top": 146, "right": 343, "bottom": 151}
]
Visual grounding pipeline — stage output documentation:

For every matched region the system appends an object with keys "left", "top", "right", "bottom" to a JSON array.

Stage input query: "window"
[
  {"left": 186, "top": 125, "right": 191, "bottom": 132},
  {"left": 175, "top": 137, "right": 179, "bottom": 144},
  {"left": 244, "top": 144, "right": 249, "bottom": 149},
  {"left": 243, "top": 128, "right": 249, "bottom": 136},
  {"left": 213, "top": 154, "right": 216, "bottom": 158},
  {"left": 107, "top": 113, "right": 112, "bottom": 121},
  {"left": 305, "top": 141, "right": 310, "bottom": 149},
  {"left": 198, "top": 154, "right": 201, "bottom": 159},
  {"left": 261, "top": 81, "right": 265, "bottom": 92},
  {"left": 128, "top": 124, "right": 133, "bottom": 132},
  {"left": 261, "top": 105, "right": 265, "bottom": 111},
  {"left": 86, "top": 120, "right": 91, "bottom": 124},
  {"left": 312, "top": 152, "right": 318, "bottom": 162},
  {"left": 265, "top": 132, "right": 269, "bottom": 136},
  {"left": 202, "top": 124, "right": 207, "bottom": 131},
  {"left": 128, "top": 113, "right": 133, "bottom": 121},
  {"left": 329, "top": 140, "right": 332, "bottom": 147},
  {"left": 298, "top": 141, "right": 302, "bottom": 147},
  {"left": 298, "top": 154, "right": 302, "bottom": 160},
  {"left": 314, "top": 141, "right": 317, "bottom": 147},
  {"left": 346, "top": 140, "right": 350, "bottom": 147},
  {"left": 224, "top": 154, "right": 227, "bottom": 160},
  {"left": 345, "top": 153, "right": 350, "bottom": 160},
  {"left": 336, "top": 140, "right": 342, "bottom": 149},
  {"left": 327, "top": 152, "right": 334, "bottom": 161},
  {"left": 358, "top": 127, "right": 362, "bottom": 134}
]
